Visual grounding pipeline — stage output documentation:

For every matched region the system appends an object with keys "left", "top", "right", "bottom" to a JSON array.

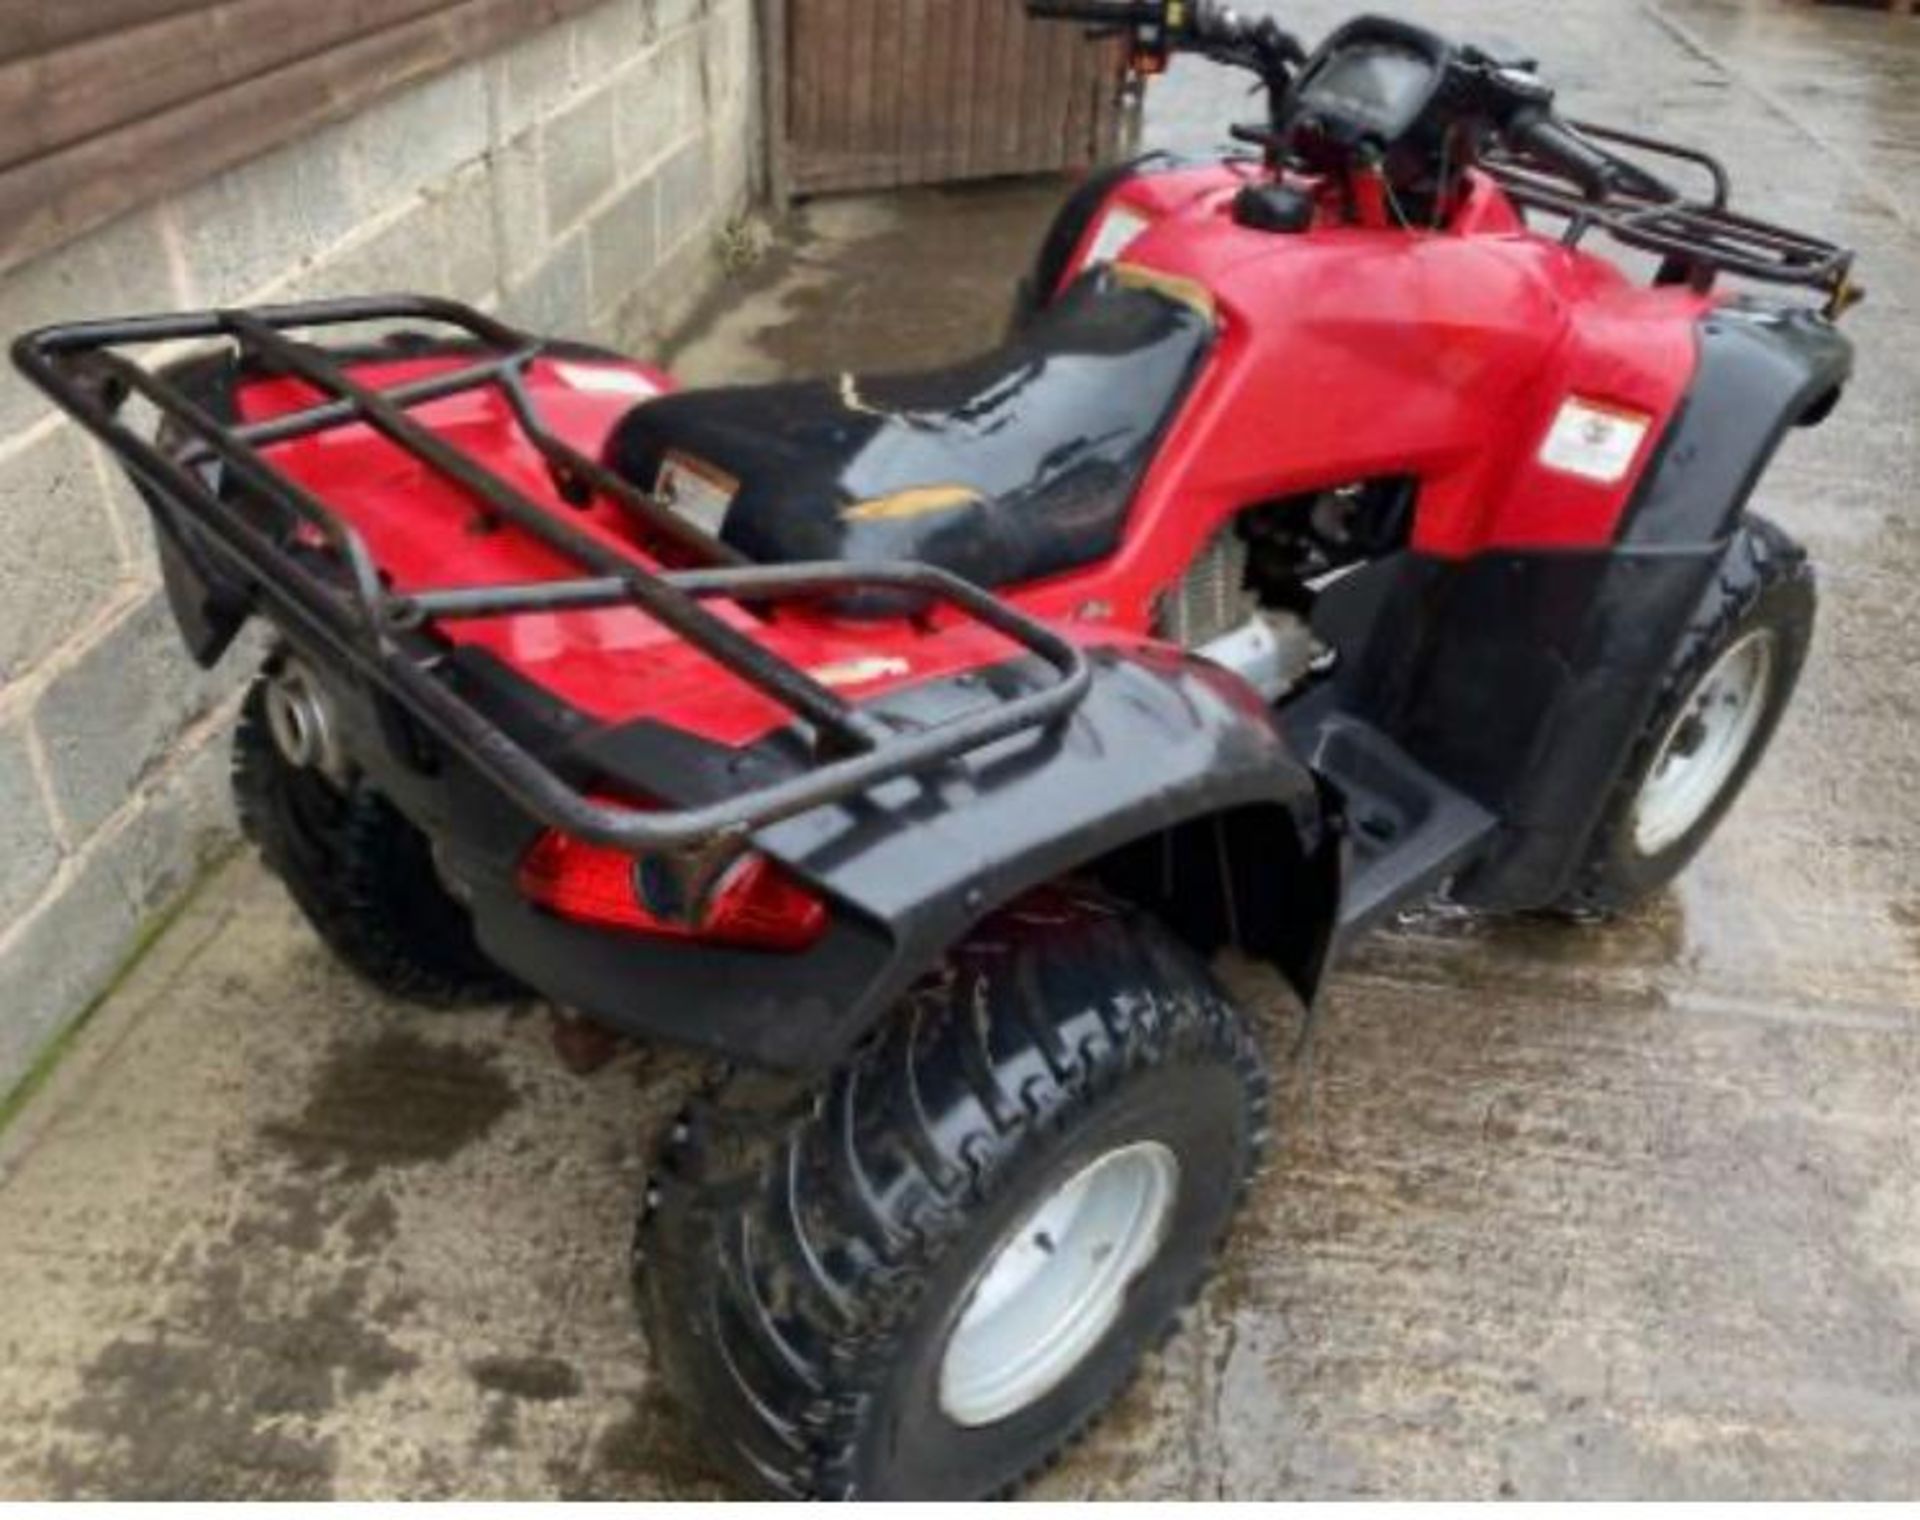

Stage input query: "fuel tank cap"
[{"left": 1233, "top": 182, "right": 1315, "bottom": 234}]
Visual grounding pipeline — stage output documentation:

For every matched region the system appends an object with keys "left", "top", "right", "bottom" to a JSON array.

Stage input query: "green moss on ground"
[{"left": 0, "top": 845, "right": 239, "bottom": 1140}]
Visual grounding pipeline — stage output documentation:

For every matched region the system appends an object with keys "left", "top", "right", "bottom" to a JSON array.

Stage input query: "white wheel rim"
[
  {"left": 1632, "top": 629, "right": 1775, "bottom": 856},
  {"left": 937, "top": 1141, "right": 1180, "bottom": 1428}
]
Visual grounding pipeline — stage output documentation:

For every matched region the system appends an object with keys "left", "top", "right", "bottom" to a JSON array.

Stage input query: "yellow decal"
[
  {"left": 809, "top": 655, "right": 912, "bottom": 689},
  {"left": 838, "top": 373, "right": 890, "bottom": 418},
  {"left": 1111, "top": 261, "right": 1216, "bottom": 322},
  {"left": 841, "top": 484, "right": 982, "bottom": 522}
]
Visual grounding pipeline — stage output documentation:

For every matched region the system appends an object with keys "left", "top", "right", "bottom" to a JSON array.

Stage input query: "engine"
[
  {"left": 1156, "top": 478, "right": 1415, "bottom": 705},
  {"left": 1156, "top": 527, "right": 1317, "bottom": 704}
]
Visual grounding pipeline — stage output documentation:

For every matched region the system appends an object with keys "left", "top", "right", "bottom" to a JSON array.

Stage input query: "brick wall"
[{"left": 0, "top": 0, "right": 761, "bottom": 1096}]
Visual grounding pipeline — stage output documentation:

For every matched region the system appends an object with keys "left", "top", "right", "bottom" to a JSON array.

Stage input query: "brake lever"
[{"left": 1250, "top": 16, "right": 1307, "bottom": 68}]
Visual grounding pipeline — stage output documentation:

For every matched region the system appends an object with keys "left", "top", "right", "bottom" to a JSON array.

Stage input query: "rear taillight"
[{"left": 517, "top": 825, "right": 828, "bottom": 953}]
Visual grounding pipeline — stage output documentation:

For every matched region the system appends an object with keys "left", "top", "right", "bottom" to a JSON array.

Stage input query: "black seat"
[{"left": 605, "top": 267, "right": 1214, "bottom": 607}]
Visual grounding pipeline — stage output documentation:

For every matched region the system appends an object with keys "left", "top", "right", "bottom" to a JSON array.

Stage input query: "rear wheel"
[
  {"left": 232, "top": 664, "right": 521, "bottom": 1005},
  {"left": 1558, "top": 514, "right": 1814, "bottom": 915},
  {"left": 635, "top": 887, "right": 1269, "bottom": 1499}
]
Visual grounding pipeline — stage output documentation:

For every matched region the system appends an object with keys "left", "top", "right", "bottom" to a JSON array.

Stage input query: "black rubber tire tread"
[
  {"left": 232, "top": 675, "right": 522, "bottom": 1005},
  {"left": 1556, "top": 513, "right": 1815, "bottom": 916},
  {"left": 634, "top": 885, "right": 1270, "bottom": 1499}
]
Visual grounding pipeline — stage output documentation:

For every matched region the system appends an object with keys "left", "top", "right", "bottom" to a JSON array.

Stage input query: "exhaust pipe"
[
  {"left": 262, "top": 658, "right": 351, "bottom": 787},
  {"left": 1196, "top": 611, "right": 1320, "bottom": 705}
]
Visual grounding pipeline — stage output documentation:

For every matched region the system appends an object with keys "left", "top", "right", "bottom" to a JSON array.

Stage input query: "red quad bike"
[{"left": 17, "top": 1, "right": 1859, "bottom": 1498}]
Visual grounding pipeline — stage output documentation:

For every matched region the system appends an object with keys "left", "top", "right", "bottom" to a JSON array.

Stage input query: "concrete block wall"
[{"left": 0, "top": 0, "right": 761, "bottom": 1097}]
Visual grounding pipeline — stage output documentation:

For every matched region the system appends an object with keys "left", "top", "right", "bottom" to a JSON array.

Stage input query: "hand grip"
[{"left": 1507, "top": 110, "right": 1616, "bottom": 201}]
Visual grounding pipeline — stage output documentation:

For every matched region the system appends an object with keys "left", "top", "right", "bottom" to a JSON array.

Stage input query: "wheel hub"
[
  {"left": 1632, "top": 629, "right": 1775, "bottom": 857},
  {"left": 937, "top": 1140, "right": 1180, "bottom": 1428}
]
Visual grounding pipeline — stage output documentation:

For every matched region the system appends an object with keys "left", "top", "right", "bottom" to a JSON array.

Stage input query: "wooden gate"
[{"left": 769, "top": 0, "right": 1132, "bottom": 199}]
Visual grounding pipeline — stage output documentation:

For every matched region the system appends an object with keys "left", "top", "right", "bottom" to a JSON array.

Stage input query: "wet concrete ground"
[{"left": 3, "top": 0, "right": 1918, "bottom": 1499}]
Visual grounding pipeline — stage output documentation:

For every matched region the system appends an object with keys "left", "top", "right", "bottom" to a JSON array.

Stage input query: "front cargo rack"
[
  {"left": 12, "top": 296, "right": 1091, "bottom": 907},
  {"left": 1483, "top": 121, "right": 1859, "bottom": 318}
]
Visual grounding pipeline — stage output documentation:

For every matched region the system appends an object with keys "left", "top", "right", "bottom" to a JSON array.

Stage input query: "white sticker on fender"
[
  {"left": 1539, "top": 397, "right": 1653, "bottom": 485},
  {"left": 656, "top": 452, "right": 738, "bottom": 534}
]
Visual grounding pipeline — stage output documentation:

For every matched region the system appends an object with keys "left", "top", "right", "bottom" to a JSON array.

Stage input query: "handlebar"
[
  {"left": 1025, "top": 1, "right": 1162, "bottom": 19},
  {"left": 1025, "top": 0, "right": 1304, "bottom": 79},
  {"left": 1027, "top": 4, "right": 1670, "bottom": 213}
]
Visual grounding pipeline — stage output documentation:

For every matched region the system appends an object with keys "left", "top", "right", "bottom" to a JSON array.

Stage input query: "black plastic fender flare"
[
  {"left": 1621, "top": 301, "right": 1852, "bottom": 549},
  {"left": 519, "top": 645, "right": 1340, "bottom": 1069}
]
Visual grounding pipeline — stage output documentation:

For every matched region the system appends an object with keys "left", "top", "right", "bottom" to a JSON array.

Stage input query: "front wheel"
[
  {"left": 634, "top": 888, "right": 1270, "bottom": 1499},
  {"left": 1558, "top": 514, "right": 1815, "bottom": 915}
]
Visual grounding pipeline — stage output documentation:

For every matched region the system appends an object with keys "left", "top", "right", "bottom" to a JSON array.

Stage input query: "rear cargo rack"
[
  {"left": 13, "top": 296, "right": 1091, "bottom": 908},
  {"left": 1483, "top": 121, "right": 1858, "bottom": 317}
]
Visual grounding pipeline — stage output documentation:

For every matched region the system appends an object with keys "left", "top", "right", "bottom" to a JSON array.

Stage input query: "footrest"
[{"left": 1291, "top": 711, "right": 1499, "bottom": 937}]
